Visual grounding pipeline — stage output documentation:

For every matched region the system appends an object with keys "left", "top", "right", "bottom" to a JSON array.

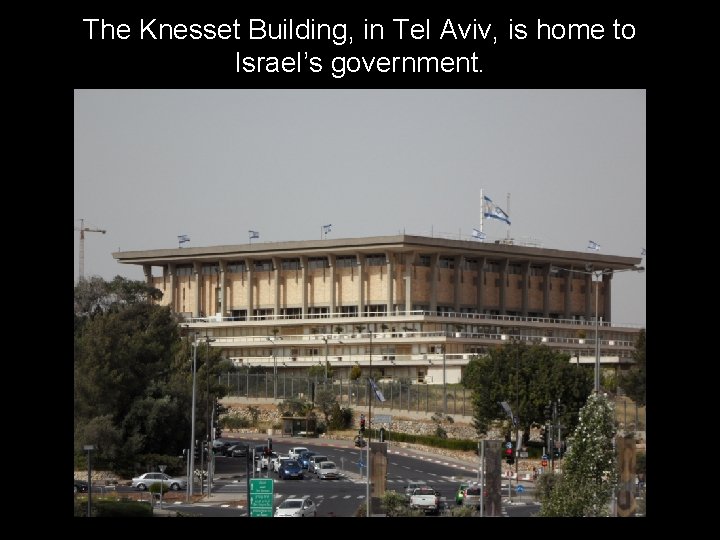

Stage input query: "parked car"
[
  {"left": 132, "top": 472, "right": 187, "bottom": 491},
  {"left": 274, "top": 496, "right": 316, "bottom": 517},
  {"left": 298, "top": 451, "right": 317, "bottom": 469},
  {"left": 74, "top": 479, "right": 88, "bottom": 493},
  {"left": 229, "top": 444, "right": 248, "bottom": 458},
  {"left": 278, "top": 459, "right": 304, "bottom": 480},
  {"left": 317, "top": 461, "right": 339, "bottom": 480},
  {"left": 288, "top": 447, "right": 309, "bottom": 460}
]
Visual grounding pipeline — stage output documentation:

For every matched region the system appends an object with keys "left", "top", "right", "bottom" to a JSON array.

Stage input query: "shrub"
[{"left": 93, "top": 500, "right": 153, "bottom": 517}]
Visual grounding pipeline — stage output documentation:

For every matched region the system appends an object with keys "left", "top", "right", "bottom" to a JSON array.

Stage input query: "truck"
[{"left": 409, "top": 486, "right": 440, "bottom": 515}]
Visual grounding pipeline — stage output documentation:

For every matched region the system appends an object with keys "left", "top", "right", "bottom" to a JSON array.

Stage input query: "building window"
[
  {"left": 202, "top": 264, "right": 219, "bottom": 275},
  {"left": 365, "top": 304, "right": 387, "bottom": 316},
  {"left": 530, "top": 265, "right": 544, "bottom": 276},
  {"left": 254, "top": 260, "right": 273, "bottom": 272},
  {"left": 230, "top": 309, "right": 247, "bottom": 321},
  {"left": 252, "top": 308, "right": 274, "bottom": 319},
  {"left": 485, "top": 261, "right": 500, "bottom": 273},
  {"left": 366, "top": 254, "right": 387, "bottom": 266},
  {"left": 336, "top": 256, "right": 357, "bottom": 268},
  {"left": 339, "top": 306, "right": 358, "bottom": 317},
  {"left": 281, "top": 307, "right": 302, "bottom": 319},
  {"left": 281, "top": 258, "right": 301, "bottom": 270},
  {"left": 307, "top": 257, "right": 329, "bottom": 270},
  {"left": 227, "top": 261, "right": 246, "bottom": 273},
  {"left": 509, "top": 264, "right": 522, "bottom": 275},
  {"left": 438, "top": 257, "right": 455, "bottom": 269},
  {"left": 417, "top": 255, "right": 431, "bottom": 267},
  {"left": 464, "top": 258, "right": 479, "bottom": 270},
  {"left": 308, "top": 307, "right": 329, "bottom": 317},
  {"left": 176, "top": 265, "right": 192, "bottom": 277}
]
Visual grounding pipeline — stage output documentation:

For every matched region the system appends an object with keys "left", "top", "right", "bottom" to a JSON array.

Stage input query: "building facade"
[{"left": 113, "top": 235, "right": 643, "bottom": 384}]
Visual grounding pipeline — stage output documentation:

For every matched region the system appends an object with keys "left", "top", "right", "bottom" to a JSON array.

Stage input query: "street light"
[
  {"left": 266, "top": 336, "right": 283, "bottom": 399},
  {"left": 158, "top": 464, "right": 166, "bottom": 509},
  {"left": 83, "top": 444, "right": 94, "bottom": 517},
  {"left": 551, "top": 264, "right": 644, "bottom": 393},
  {"left": 188, "top": 333, "right": 198, "bottom": 501}
]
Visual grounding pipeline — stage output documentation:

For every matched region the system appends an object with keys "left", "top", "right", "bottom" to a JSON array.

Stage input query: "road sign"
[
  {"left": 517, "top": 451, "right": 528, "bottom": 458},
  {"left": 505, "top": 442, "right": 513, "bottom": 449},
  {"left": 516, "top": 485, "right": 525, "bottom": 493},
  {"left": 249, "top": 478, "right": 274, "bottom": 517},
  {"left": 374, "top": 414, "right": 392, "bottom": 423},
  {"left": 541, "top": 454, "right": 549, "bottom": 460}
]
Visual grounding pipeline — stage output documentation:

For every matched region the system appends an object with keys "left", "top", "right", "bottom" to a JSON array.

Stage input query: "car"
[
  {"left": 298, "top": 451, "right": 317, "bottom": 469},
  {"left": 278, "top": 459, "right": 304, "bottom": 480},
  {"left": 308, "top": 455, "right": 328, "bottom": 474},
  {"left": 74, "top": 479, "right": 88, "bottom": 493},
  {"left": 462, "top": 484, "right": 488, "bottom": 509},
  {"left": 269, "top": 453, "right": 289, "bottom": 471},
  {"left": 131, "top": 472, "right": 187, "bottom": 491},
  {"left": 229, "top": 444, "right": 248, "bottom": 458},
  {"left": 274, "top": 496, "right": 316, "bottom": 517},
  {"left": 455, "top": 482, "right": 470, "bottom": 505},
  {"left": 317, "top": 461, "right": 339, "bottom": 480},
  {"left": 288, "top": 447, "right": 309, "bottom": 460},
  {"left": 404, "top": 480, "right": 428, "bottom": 498}
]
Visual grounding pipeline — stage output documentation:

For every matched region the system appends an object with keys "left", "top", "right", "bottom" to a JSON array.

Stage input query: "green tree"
[
  {"left": 349, "top": 364, "right": 362, "bottom": 381},
  {"left": 539, "top": 393, "right": 618, "bottom": 516},
  {"left": 465, "top": 342, "right": 592, "bottom": 441},
  {"left": 619, "top": 329, "right": 646, "bottom": 406},
  {"left": 315, "top": 387, "right": 337, "bottom": 423}
]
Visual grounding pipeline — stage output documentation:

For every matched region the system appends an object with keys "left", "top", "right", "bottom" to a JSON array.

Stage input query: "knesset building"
[{"left": 114, "top": 234, "right": 643, "bottom": 385}]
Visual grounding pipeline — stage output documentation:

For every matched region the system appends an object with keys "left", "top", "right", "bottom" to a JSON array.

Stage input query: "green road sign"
[{"left": 249, "top": 478, "right": 274, "bottom": 517}]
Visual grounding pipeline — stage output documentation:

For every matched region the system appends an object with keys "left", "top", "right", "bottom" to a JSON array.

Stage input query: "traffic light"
[
  {"left": 505, "top": 446, "right": 514, "bottom": 465},
  {"left": 359, "top": 414, "right": 366, "bottom": 433},
  {"left": 267, "top": 438, "right": 273, "bottom": 453},
  {"left": 215, "top": 427, "right": 221, "bottom": 439}
]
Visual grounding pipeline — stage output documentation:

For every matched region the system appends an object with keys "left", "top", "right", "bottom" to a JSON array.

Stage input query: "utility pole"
[{"left": 74, "top": 219, "right": 106, "bottom": 281}]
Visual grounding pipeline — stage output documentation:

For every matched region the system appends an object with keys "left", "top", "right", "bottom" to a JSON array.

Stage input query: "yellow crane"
[{"left": 75, "top": 219, "right": 106, "bottom": 281}]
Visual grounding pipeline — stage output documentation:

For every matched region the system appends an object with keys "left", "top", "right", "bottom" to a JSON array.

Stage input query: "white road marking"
[{"left": 343, "top": 495, "right": 352, "bottom": 499}]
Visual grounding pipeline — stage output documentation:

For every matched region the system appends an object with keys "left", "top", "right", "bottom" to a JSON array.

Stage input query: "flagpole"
[
  {"left": 480, "top": 188, "right": 484, "bottom": 234},
  {"left": 506, "top": 192, "right": 511, "bottom": 241}
]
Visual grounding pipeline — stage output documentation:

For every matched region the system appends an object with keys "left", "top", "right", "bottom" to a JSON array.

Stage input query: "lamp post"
[
  {"left": 158, "top": 464, "right": 166, "bottom": 509},
  {"left": 267, "top": 336, "right": 283, "bottom": 399},
  {"left": 188, "top": 334, "right": 198, "bottom": 501},
  {"left": 442, "top": 344, "right": 447, "bottom": 415},
  {"left": 322, "top": 336, "right": 329, "bottom": 381},
  {"left": 551, "top": 264, "right": 644, "bottom": 394},
  {"left": 83, "top": 445, "right": 94, "bottom": 517}
]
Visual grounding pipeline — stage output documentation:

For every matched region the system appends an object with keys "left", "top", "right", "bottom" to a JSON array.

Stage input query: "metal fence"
[{"left": 220, "top": 372, "right": 472, "bottom": 416}]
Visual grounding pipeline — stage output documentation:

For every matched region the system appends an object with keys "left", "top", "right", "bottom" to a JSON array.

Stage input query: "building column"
[
  {"left": 193, "top": 261, "right": 201, "bottom": 317},
  {"left": 273, "top": 257, "right": 281, "bottom": 318},
  {"left": 564, "top": 266, "right": 573, "bottom": 319},
  {"left": 385, "top": 252, "right": 394, "bottom": 315},
  {"left": 521, "top": 261, "right": 530, "bottom": 316},
  {"left": 356, "top": 253, "right": 365, "bottom": 316},
  {"left": 142, "top": 264, "right": 152, "bottom": 286},
  {"left": 219, "top": 260, "right": 227, "bottom": 317},
  {"left": 245, "top": 258, "right": 254, "bottom": 318},
  {"left": 404, "top": 252, "right": 414, "bottom": 313},
  {"left": 603, "top": 271, "right": 613, "bottom": 323},
  {"left": 430, "top": 253, "right": 439, "bottom": 313},
  {"left": 300, "top": 256, "right": 308, "bottom": 318},
  {"left": 477, "top": 257, "right": 486, "bottom": 314},
  {"left": 328, "top": 255, "right": 336, "bottom": 316},
  {"left": 499, "top": 259, "right": 509, "bottom": 315},
  {"left": 166, "top": 264, "right": 176, "bottom": 312},
  {"left": 542, "top": 264, "right": 551, "bottom": 317},
  {"left": 585, "top": 273, "right": 593, "bottom": 320},
  {"left": 453, "top": 255, "right": 462, "bottom": 312}
]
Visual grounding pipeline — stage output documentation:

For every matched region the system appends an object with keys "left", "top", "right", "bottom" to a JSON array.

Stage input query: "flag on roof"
[{"left": 483, "top": 195, "right": 511, "bottom": 225}]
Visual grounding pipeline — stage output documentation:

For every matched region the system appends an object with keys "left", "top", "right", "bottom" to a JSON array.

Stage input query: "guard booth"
[{"left": 281, "top": 416, "right": 317, "bottom": 437}]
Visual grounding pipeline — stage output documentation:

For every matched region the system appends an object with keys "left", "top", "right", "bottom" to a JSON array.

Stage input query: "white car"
[
  {"left": 270, "top": 454, "right": 289, "bottom": 472},
  {"left": 317, "top": 461, "right": 339, "bottom": 480},
  {"left": 308, "top": 455, "right": 328, "bottom": 474},
  {"left": 274, "top": 496, "right": 316, "bottom": 517},
  {"left": 287, "top": 447, "right": 309, "bottom": 460}
]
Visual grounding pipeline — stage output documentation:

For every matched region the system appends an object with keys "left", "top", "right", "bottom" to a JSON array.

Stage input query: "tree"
[
  {"left": 315, "top": 388, "right": 337, "bottom": 423},
  {"left": 539, "top": 393, "right": 618, "bottom": 516},
  {"left": 465, "top": 342, "right": 592, "bottom": 441},
  {"left": 619, "top": 329, "right": 646, "bottom": 406},
  {"left": 349, "top": 364, "right": 362, "bottom": 381}
]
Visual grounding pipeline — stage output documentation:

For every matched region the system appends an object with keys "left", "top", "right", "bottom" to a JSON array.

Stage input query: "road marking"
[
  {"left": 357, "top": 495, "right": 365, "bottom": 499},
  {"left": 343, "top": 495, "right": 352, "bottom": 499},
  {"left": 329, "top": 495, "right": 338, "bottom": 499},
  {"left": 220, "top": 504, "right": 230, "bottom": 508}
]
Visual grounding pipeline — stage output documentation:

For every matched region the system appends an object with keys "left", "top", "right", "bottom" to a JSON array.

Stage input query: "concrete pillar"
[
  {"left": 219, "top": 260, "right": 227, "bottom": 317},
  {"left": 603, "top": 271, "right": 613, "bottom": 323},
  {"left": 356, "top": 253, "right": 365, "bottom": 316},
  {"left": 585, "top": 273, "right": 593, "bottom": 320},
  {"left": 543, "top": 264, "right": 551, "bottom": 317},
  {"left": 521, "top": 261, "right": 530, "bottom": 316},
  {"left": 477, "top": 256, "right": 486, "bottom": 313},
  {"left": 167, "top": 264, "right": 176, "bottom": 312},
  {"left": 193, "top": 261, "right": 201, "bottom": 318},
  {"left": 273, "top": 257, "right": 281, "bottom": 318},
  {"left": 328, "top": 255, "right": 336, "bottom": 316},
  {"left": 142, "top": 264, "right": 152, "bottom": 286},
  {"left": 564, "top": 266, "right": 573, "bottom": 319},
  {"left": 300, "top": 256, "right": 308, "bottom": 318},
  {"left": 245, "top": 258, "right": 254, "bottom": 318},
  {"left": 499, "top": 259, "right": 509, "bottom": 315},
  {"left": 386, "top": 252, "right": 393, "bottom": 315},
  {"left": 404, "top": 252, "right": 414, "bottom": 313},
  {"left": 430, "top": 253, "right": 439, "bottom": 313},
  {"left": 452, "top": 255, "right": 461, "bottom": 312}
]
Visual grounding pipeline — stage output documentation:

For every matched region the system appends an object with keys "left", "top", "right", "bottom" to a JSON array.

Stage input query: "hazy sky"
[{"left": 74, "top": 89, "right": 645, "bottom": 326}]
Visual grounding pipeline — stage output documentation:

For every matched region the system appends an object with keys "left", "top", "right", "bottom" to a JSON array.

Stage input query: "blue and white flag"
[
  {"left": 249, "top": 230, "right": 259, "bottom": 240},
  {"left": 641, "top": 247, "right": 646, "bottom": 256},
  {"left": 178, "top": 234, "right": 190, "bottom": 245},
  {"left": 322, "top": 224, "right": 332, "bottom": 235},
  {"left": 472, "top": 228, "right": 486, "bottom": 241},
  {"left": 368, "top": 377, "right": 386, "bottom": 402},
  {"left": 483, "top": 195, "right": 511, "bottom": 225},
  {"left": 587, "top": 240, "right": 601, "bottom": 251}
]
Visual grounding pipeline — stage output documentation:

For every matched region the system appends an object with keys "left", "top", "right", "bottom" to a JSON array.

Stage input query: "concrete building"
[{"left": 113, "top": 234, "right": 644, "bottom": 384}]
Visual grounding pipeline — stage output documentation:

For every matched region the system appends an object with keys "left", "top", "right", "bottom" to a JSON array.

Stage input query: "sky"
[{"left": 74, "top": 89, "right": 645, "bottom": 326}]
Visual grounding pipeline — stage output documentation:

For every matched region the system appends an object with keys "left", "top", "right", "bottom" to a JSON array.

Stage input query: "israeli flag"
[
  {"left": 483, "top": 195, "right": 511, "bottom": 225},
  {"left": 178, "top": 234, "right": 190, "bottom": 244},
  {"left": 587, "top": 240, "right": 601, "bottom": 251},
  {"left": 472, "top": 228, "right": 486, "bottom": 241},
  {"left": 369, "top": 378, "right": 386, "bottom": 402},
  {"left": 323, "top": 224, "right": 332, "bottom": 234},
  {"left": 641, "top": 248, "right": 646, "bottom": 256},
  {"left": 249, "top": 230, "right": 259, "bottom": 239}
]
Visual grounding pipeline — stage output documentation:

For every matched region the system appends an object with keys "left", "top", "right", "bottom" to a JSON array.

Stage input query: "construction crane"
[{"left": 75, "top": 219, "right": 106, "bottom": 281}]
